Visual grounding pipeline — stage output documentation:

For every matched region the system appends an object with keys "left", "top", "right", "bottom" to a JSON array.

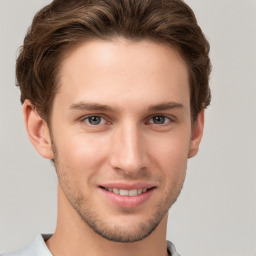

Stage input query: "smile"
[
  {"left": 102, "top": 187, "right": 149, "bottom": 196},
  {"left": 100, "top": 184, "right": 155, "bottom": 208}
]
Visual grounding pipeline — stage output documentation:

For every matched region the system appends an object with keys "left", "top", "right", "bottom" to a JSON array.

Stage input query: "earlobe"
[
  {"left": 188, "top": 110, "right": 205, "bottom": 158},
  {"left": 23, "top": 100, "right": 54, "bottom": 159}
]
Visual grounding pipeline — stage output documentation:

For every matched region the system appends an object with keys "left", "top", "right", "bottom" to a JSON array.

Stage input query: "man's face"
[{"left": 49, "top": 39, "right": 195, "bottom": 242}]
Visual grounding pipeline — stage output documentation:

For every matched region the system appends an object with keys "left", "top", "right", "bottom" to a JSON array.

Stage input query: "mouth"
[
  {"left": 99, "top": 184, "right": 155, "bottom": 208},
  {"left": 100, "top": 187, "right": 152, "bottom": 197}
]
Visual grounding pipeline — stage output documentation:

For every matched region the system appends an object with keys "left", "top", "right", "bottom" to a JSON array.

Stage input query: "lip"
[
  {"left": 99, "top": 182, "right": 156, "bottom": 208},
  {"left": 99, "top": 182, "right": 155, "bottom": 190}
]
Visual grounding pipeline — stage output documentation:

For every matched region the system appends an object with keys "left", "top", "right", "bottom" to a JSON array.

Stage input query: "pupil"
[
  {"left": 153, "top": 116, "right": 165, "bottom": 124},
  {"left": 89, "top": 116, "right": 101, "bottom": 125}
]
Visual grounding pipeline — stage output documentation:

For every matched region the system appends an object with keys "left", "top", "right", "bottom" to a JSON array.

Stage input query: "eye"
[
  {"left": 149, "top": 115, "right": 171, "bottom": 125},
  {"left": 83, "top": 116, "right": 106, "bottom": 125}
]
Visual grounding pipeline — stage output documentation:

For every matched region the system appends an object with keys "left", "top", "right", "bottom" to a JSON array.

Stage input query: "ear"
[
  {"left": 188, "top": 110, "right": 205, "bottom": 158},
  {"left": 23, "top": 100, "right": 54, "bottom": 159}
]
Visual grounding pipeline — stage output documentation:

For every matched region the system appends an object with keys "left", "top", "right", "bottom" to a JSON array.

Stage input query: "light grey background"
[{"left": 0, "top": 0, "right": 255, "bottom": 255}]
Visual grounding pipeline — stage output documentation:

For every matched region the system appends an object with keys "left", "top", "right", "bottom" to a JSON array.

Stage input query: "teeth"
[
  {"left": 105, "top": 187, "right": 149, "bottom": 196},
  {"left": 120, "top": 189, "right": 129, "bottom": 196},
  {"left": 113, "top": 188, "right": 119, "bottom": 194},
  {"left": 128, "top": 189, "right": 137, "bottom": 196},
  {"left": 137, "top": 188, "right": 143, "bottom": 195}
]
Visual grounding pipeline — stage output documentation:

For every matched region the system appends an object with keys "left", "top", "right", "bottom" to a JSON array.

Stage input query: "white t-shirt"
[{"left": 1, "top": 234, "right": 180, "bottom": 256}]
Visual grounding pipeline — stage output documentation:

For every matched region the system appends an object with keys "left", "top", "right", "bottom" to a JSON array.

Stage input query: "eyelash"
[
  {"left": 82, "top": 115, "right": 108, "bottom": 126},
  {"left": 147, "top": 115, "right": 172, "bottom": 125},
  {"left": 81, "top": 115, "right": 173, "bottom": 126}
]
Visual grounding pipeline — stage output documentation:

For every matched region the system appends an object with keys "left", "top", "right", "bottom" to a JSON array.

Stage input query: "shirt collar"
[{"left": 5, "top": 234, "right": 180, "bottom": 256}]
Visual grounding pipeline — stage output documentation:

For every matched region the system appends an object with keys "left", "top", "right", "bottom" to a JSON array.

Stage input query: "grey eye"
[
  {"left": 150, "top": 116, "right": 170, "bottom": 124},
  {"left": 85, "top": 116, "right": 105, "bottom": 125}
]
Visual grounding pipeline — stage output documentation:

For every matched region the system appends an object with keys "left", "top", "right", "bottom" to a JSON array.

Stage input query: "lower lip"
[{"left": 100, "top": 188, "right": 155, "bottom": 208}]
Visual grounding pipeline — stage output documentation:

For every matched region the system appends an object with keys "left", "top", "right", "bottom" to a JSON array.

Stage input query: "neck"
[{"left": 46, "top": 186, "right": 169, "bottom": 256}]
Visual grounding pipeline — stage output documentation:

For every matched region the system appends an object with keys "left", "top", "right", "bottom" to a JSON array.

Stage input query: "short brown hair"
[{"left": 16, "top": 0, "right": 211, "bottom": 123}]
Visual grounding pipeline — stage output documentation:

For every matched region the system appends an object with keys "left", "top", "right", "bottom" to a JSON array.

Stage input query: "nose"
[{"left": 109, "top": 123, "right": 146, "bottom": 176}]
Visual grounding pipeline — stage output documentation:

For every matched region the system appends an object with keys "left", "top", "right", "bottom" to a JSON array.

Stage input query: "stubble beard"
[
  {"left": 68, "top": 188, "right": 178, "bottom": 243},
  {"left": 51, "top": 138, "right": 184, "bottom": 243},
  {"left": 59, "top": 178, "right": 180, "bottom": 243}
]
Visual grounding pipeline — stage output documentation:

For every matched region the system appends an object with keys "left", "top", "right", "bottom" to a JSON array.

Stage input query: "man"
[{"left": 2, "top": 0, "right": 211, "bottom": 255}]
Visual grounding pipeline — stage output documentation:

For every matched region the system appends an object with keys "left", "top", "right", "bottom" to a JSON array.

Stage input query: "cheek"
[
  {"left": 54, "top": 132, "right": 110, "bottom": 177},
  {"left": 149, "top": 129, "right": 191, "bottom": 164},
  {"left": 147, "top": 129, "right": 190, "bottom": 183},
  {"left": 154, "top": 138, "right": 189, "bottom": 199}
]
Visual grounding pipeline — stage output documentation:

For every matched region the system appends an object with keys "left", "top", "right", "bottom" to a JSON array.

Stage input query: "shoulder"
[{"left": 1, "top": 234, "right": 53, "bottom": 256}]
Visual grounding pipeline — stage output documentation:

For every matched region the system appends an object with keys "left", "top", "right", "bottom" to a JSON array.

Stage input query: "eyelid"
[
  {"left": 81, "top": 114, "right": 110, "bottom": 125},
  {"left": 78, "top": 113, "right": 175, "bottom": 125},
  {"left": 146, "top": 114, "right": 174, "bottom": 124}
]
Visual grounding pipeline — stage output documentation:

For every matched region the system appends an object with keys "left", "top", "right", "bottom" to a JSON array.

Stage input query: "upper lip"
[{"left": 99, "top": 182, "right": 156, "bottom": 190}]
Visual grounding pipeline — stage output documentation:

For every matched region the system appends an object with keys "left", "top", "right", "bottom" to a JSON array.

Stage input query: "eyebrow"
[
  {"left": 69, "top": 101, "right": 184, "bottom": 112},
  {"left": 70, "top": 102, "right": 114, "bottom": 112},
  {"left": 148, "top": 102, "right": 184, "bottom": 112}
]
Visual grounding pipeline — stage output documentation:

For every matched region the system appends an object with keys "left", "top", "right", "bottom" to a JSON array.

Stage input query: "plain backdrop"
[{"left": 0, "top": 0, "right": 255, "bottom": 255}]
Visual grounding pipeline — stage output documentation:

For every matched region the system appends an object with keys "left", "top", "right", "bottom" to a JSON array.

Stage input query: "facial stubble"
[{"left": 50, "top": 135, "right": 185, "bottom": 243}]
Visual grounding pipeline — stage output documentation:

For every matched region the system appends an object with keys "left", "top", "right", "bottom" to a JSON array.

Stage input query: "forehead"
[{"left": 55, "top": 38, "right": 190, "bottom": 112}]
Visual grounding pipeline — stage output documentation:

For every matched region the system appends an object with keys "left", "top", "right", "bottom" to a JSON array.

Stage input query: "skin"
[{"left": 23, "top": 38, "right": 204, "bottom": 256}]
